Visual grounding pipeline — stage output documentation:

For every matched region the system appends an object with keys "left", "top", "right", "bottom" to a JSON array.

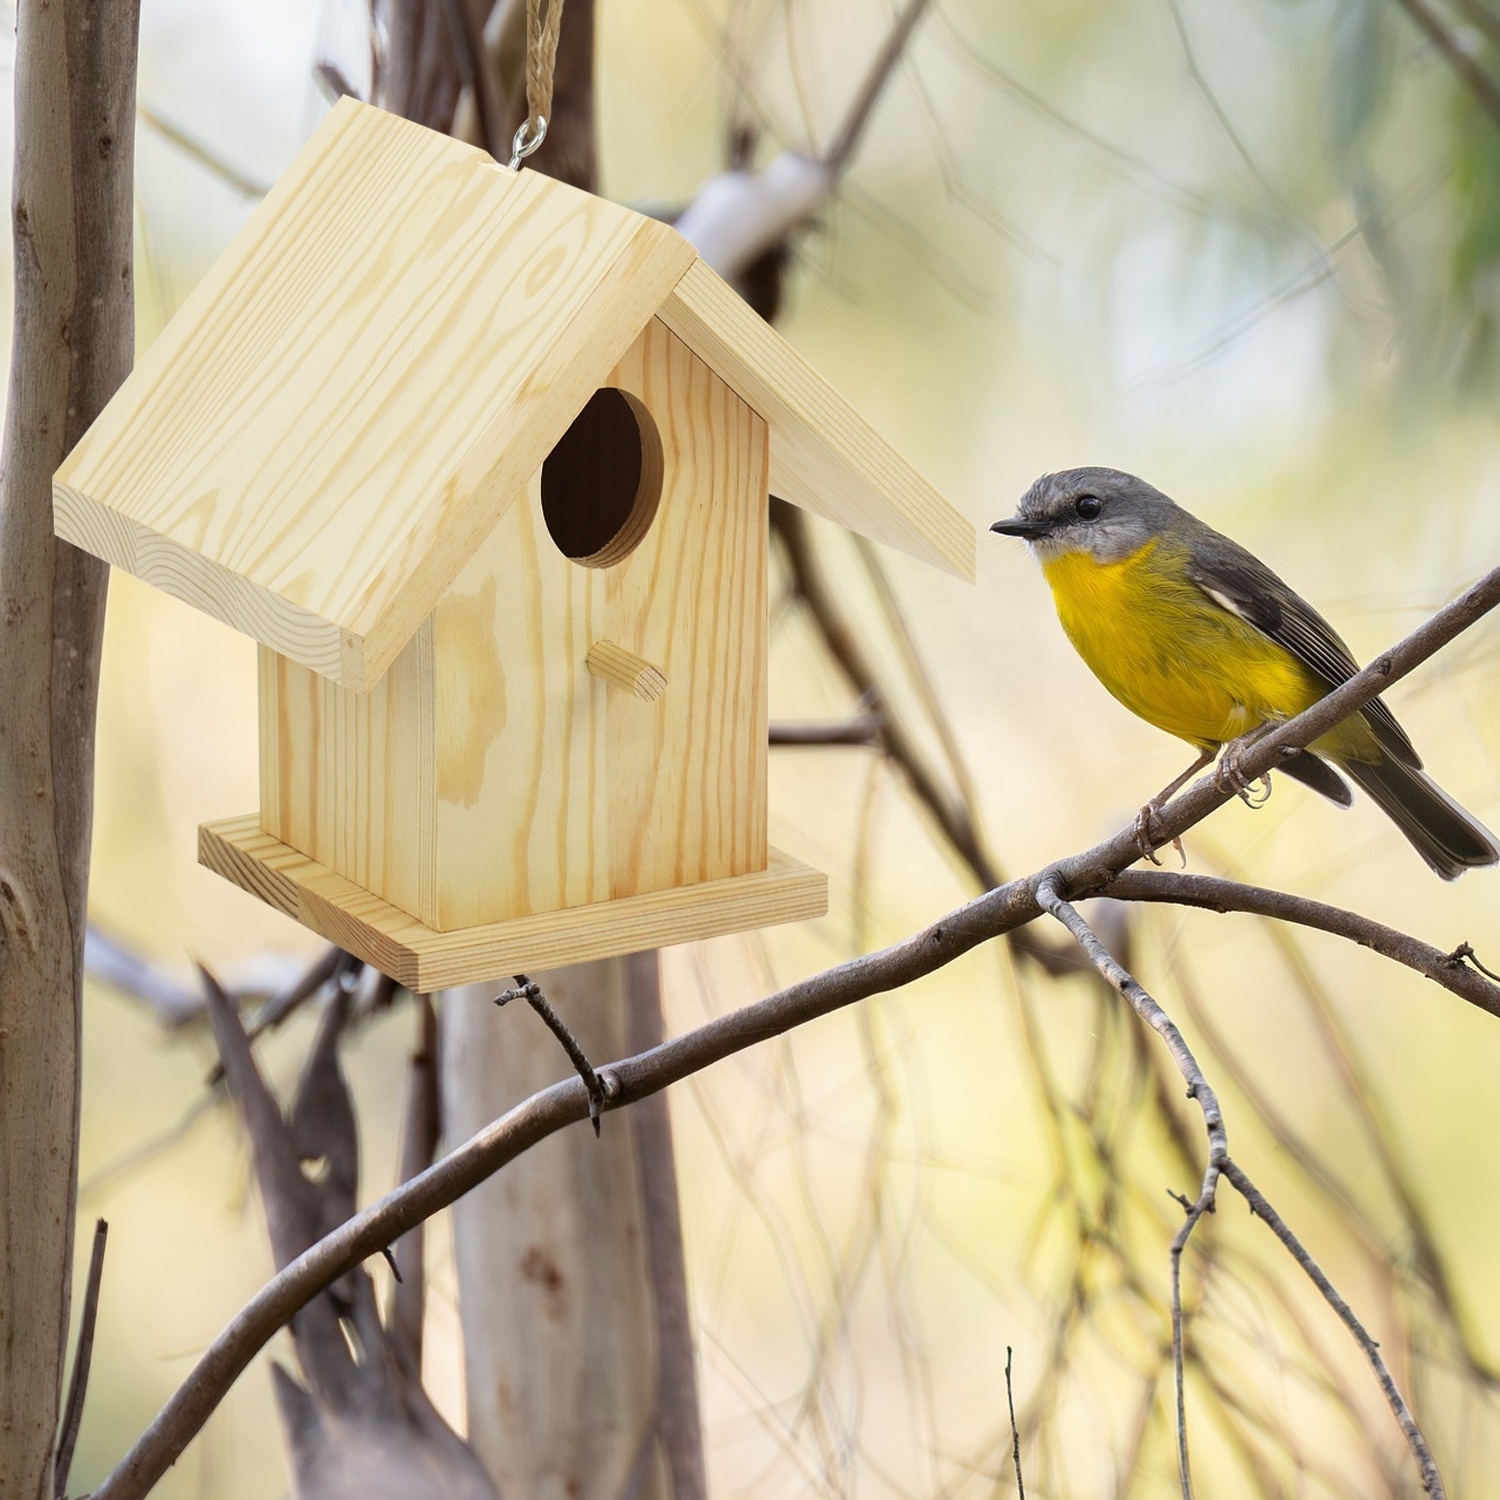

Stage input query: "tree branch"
[
  {"left": 823, "top": 0, "right": 932, "bottom": 171},
  {"left": 1222, "top": 1157, "right": 1445, "bottom": 1495},
  {"left": 1100, "top": 870, "right": 1500, "bottom": 1017},
  {"left": 768, "top": 707, "right": 885, "bottom": 746},
  {"left": 1451, "top": 0, "right": 1500, "bottom": 53},
  {"left": 1035, "top": 877, "right": 1226, "bottom": 1498},
  {"left": 1038, "top": 874, "right": 1447, "bottom": 1496},
  {"left": 1391, "top": 0, "right": 1500, "bottom": 127},
  {"left": 54, "top": 1218, "right": 109, "bottom": 1500},
  {"left": 90, "top": 561, "right": 1500, "bottom": 1498}
]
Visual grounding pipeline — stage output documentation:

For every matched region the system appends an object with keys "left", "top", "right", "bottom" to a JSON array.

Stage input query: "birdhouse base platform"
[{"left": 200, "top": 816, "right": 829, "bottom": 990}]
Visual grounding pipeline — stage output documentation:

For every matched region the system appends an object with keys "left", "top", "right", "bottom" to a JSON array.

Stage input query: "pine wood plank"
[
  {"left": 54, "top": 98, "right": 695, "bottom": 690},
  {"left": 429, "top": 316, "right": 768, "bottom": 930},
  {"left": 200, "top": 816, "right": 827, "bottom": 990},
  {"left": 259, "top": 624, "right": 438, "bottom": 926},
  {"left": 656, "top": 257, "right": 975, "bottom": 582}
]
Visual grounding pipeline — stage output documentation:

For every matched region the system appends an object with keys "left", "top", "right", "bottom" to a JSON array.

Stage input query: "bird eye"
[{"left": 1074, "top": 494, "right": 1102, "bottom": 520}]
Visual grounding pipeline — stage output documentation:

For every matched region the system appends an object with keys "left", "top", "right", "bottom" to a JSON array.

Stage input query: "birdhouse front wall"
[{"left": 260, "top": 316, "right": 769, "bottom": 933}]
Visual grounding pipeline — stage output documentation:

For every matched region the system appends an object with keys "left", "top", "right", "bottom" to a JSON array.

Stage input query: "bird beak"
[{"left": 990, "top": 516, "right": 1053, "bottom": 539}]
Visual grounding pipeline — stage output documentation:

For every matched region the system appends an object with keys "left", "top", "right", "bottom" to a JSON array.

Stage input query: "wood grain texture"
[
  {"left": 584, "top": 640, "right": 667, "bottom": 701},
  {"left": 429, "top": 316, "right": 768, "bottom": 929},
  {"left": 53, "top": 98, "right": 695, "bottom": 690},
  {"left": 259, "top": 317, "right": 765, "bottom": 934},
  {"left": 259, "top": 627, "right": 438, "bottom": 926},
  {"left": 657, "top": 257, "right": 975, "bottom": 582},
  {"left": 200, "top": 817, "right": 827, "bottom": 990}
]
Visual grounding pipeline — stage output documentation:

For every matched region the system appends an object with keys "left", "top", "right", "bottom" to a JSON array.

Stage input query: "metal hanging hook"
[{"left": 507, "top": 115, "right": 548, "bottom": 171}]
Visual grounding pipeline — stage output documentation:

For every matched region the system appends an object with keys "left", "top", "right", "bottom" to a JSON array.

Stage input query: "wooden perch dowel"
[{"left": 586, "top": 640, "right": 667, "bottom": 701}]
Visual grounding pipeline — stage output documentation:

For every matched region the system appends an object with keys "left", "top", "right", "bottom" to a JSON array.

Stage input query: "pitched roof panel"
[
  {"left": 658, "top": 259, "right": 974, "bottom": 582},
  {"left": 55, "top": 98, "right": 694, "bottom": 689},
  {"left": 55, "top": 100, "right": 975, "bottom": 694}
]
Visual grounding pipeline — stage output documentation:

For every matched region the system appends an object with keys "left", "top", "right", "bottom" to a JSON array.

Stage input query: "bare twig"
[
  {"left": 53, "top": 1219, "right": 109, "bottom": 1500},
  {"left": 244, "top": 947, "right": 353, "bottom": 1044},
  {"left": 1005, "top": 1346, "right": 1026, "bottom": 1498},
  {"left": 769, "top": 708, "right": 885, "bottom": 746},
  {"left": 1451, "top": 0, "right": 1500, "bottom": 52},
  {"left": 1035, "top": 878, "right": 1226, "bottom": 1499},
  {"left": 1391, "top": 0, "right": 1500, "bottom": 127},
  {"left": 440, "top": 0, "right": 499, "bottom": 157},
  {"left": 494, "top": 974, "right": 609, "bottom": 1133},
  {"left": 1037, "top": 873, "right": 1451, "bottom": 1498},
  {"left": 1447, "top": 939, "right": 1500, "bottom": 985},
  {"left": 1100, "top": 870, "right": 1500, "bottom": 1016},
  {"left": 313, "top": 60, "right": 361, "bottom": 103},
  {"left": 89, "top": 569, "right": 1500, "bottom": 1499},
  {"left": 137, "top": 106, "right": 270, "bottom": 196},
  {"left": 84, "top": 927, "right": 203, "bottom": 1026},
  {"left": 1222, "top": 1157, "right": 1445, "bottom": 1496},
  {"left": 203, "top": 946, "right": 355, "bottom": 1086},
  {"left": 773, "top": 502, "right": 1001, "bottom": 888},
  {"left": 823, "top": 0, "right": 932, "bottom": 170}
]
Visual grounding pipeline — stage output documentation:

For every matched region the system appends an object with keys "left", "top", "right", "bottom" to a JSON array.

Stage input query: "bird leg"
[
  {"left": 1214, "top": 724, "right": 1276, "bottom": 808},
  {"left": 1134, "top": 747, "right": 1216, "bottom": 865}
]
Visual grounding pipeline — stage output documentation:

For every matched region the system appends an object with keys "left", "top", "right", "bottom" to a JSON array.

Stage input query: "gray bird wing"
[{"left": 1182, "top": 536, "right": 1420, "bottom": 768}]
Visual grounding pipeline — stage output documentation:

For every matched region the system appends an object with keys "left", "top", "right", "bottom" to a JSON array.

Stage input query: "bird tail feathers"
[{"left": 1343, "top": 756, "right": 1500, "bottom": 880}]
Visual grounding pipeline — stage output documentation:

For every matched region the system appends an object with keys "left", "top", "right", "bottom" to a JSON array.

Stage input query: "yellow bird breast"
[{"left": 1041, "top": 540, "right": 1329, "bottom": 752}]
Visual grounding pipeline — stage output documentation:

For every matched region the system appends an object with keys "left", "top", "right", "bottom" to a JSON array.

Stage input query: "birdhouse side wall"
[
  {"left": 258, "top": 627, "right": 438, "bottom": 925},
  {"left": 429, "top": 317, "right": 769, "bottom": 929}
]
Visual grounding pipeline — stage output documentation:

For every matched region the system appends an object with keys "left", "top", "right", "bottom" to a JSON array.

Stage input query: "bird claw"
[
  {"left": 1134, "top": 801, "right": 1162, "bottom": 863},
  {"left": 1214, "top": 730, "right": 1274, "bottom": 808},
  {"left": 1238, "top": 774, "right": 1273, "bottom": 809},
  {"left": 1133, "top": 801, "right": 1186, "bottom": 867}
]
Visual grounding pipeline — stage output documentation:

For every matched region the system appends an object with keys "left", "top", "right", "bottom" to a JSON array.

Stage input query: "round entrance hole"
[{"left": 540, "top": 387, "right": 663, "bottom": 568}]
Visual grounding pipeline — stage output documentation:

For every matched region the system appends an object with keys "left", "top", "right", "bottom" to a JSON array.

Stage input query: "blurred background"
[{"left": 20, "top": 0, "right": 1500, "bottom": 1493}]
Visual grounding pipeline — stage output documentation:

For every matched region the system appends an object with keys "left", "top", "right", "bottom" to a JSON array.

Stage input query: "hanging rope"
[{"left": 508, "top": 0, "right": 565, "bottom": 168}]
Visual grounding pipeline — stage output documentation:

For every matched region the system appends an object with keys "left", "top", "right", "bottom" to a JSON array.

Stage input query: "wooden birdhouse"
[{"left": 54, "top": 99, "right": 974, "bottom": 989}]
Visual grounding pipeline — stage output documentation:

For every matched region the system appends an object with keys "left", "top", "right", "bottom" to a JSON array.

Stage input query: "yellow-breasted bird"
[{"left": 991, "top": 467, "right": 1499, "bottom": 879}]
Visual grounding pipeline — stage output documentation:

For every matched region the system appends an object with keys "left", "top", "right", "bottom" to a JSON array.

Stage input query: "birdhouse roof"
[{"left": 54, "top": 98, "right": 974, "bottom": 692}]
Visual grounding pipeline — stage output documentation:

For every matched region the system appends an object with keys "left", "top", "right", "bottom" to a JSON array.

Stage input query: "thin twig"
[
  {"left": 823, "top": 0, "right": 932, "bottom": 170},
  {"left": 313, "top": 61, "right": 361, "bottom": 103},
  {"left": 768, "top": 709, "right": 884, "bottom": 746},
  {"left": 440, "top": 0, "right": 498, "bottom": 157},
  {"left": 204, "top": 946, "right": 353, "bottom": 1086},
  {"left": 1451, "top": 0, "right": 1500, "bottom": 51},
  {"left": 1447, "top": 940, "right": 1500, "bottom": 985},
  {"left": 773, "top": 502, "right": 1083, "bottom": 978},
  {"left": 83, "top": 926, "right": 203, "bottom": 1026},
  {"left": 54, "top": 1218, "right": 109, "bottom": 1499},
  {"left": 1043, "top": 874, "right": 1452, "bottom": 1497},
  {"left": 1222, "top": 1158, "right": 1446, "bottom": 1496},
  {"left": 136, "top": 106, "right": 270, "bottom": 196},
  {"left": 1036, "top": 879, "right": 1225, "bottom": 1500},
  {"left": 1101, "top": 871, "right": 1500, "bottom": 1016},
  {"left": 1005, "top": 1346, "right": 1026, "bottom": 1497},
  {"left": 495, "top": 974, "right": 609, "bottom": 1134},
  {"left": 88, "top": 567, "right": 1500, "bottom": 1500},
  {"left": 1391, "top": 0, "right": 1500, "bottom": 127}
]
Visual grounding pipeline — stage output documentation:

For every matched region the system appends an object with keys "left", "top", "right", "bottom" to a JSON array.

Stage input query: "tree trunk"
[
  {"left": 0, "top": 0, "right": 139, "bottom": 1494},
  {"left": 443, "top": 955, "right": 706, "bottom": 1500}
]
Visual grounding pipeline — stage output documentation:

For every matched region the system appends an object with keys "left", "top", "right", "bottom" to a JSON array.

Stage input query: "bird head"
[{"left": 991, "top": 467, "right": 1181, "bottom": 564}]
